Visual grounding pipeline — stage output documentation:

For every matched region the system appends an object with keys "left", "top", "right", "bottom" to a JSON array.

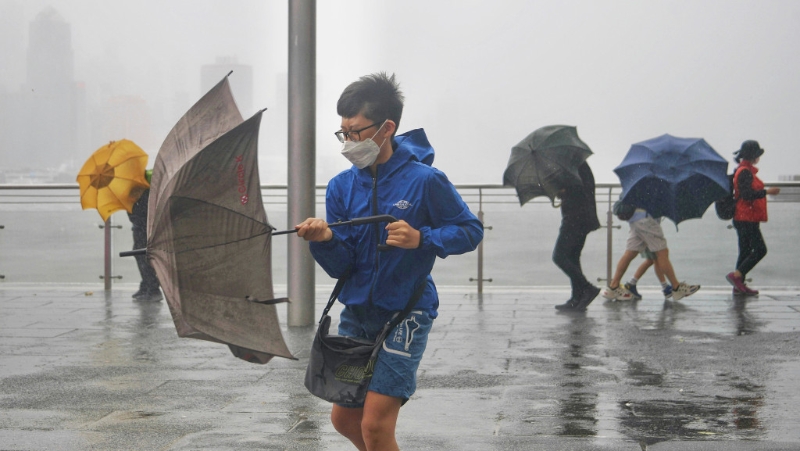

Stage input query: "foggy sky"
[{"left": 2, "top": 0, "right": 799, "bottom": 184}]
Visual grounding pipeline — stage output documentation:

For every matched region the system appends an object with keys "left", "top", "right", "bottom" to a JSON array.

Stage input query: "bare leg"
[
  {"left": 652, "top": 259, "right": 667, "bottom": 284},
  {"left": 361, "top": 392, "right": 402, "bottom": 451},
  {"left": 331, "top": 405, "right": 367, "bottom": 451},
  {"left": 654, "top": 248, "right": 679, "bottom": 287},
  {"left": 610, "top": 250, "right": 638, "bottom": 288},
  {"left": 331, "top": 392, "right": 402, "bottom": 451},
  {"left": 632, "top": 258, "right": 654, "bottom": 281}
]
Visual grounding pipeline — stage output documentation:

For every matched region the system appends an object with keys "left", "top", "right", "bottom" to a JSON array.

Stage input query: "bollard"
[{"left": 99, "top": 218, "right": 123, "bottom": 290}]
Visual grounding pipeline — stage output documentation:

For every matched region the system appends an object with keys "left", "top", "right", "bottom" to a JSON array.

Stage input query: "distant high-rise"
[
  {"left": 27, "top": 6, "right": 73, "bottom": 95},
  {"left": 0, "top": 0, "right": 25, "bottom": 92},
  {"left": 12, "top": 6, "right": 78, "bottom": 172},
  {"left": 201, "top": 57, "right": 254, "bottom": 116}
]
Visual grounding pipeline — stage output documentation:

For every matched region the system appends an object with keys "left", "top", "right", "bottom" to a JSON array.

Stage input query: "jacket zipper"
[{"left": 367, "top": 175, "right": 379, "bottom": 305}]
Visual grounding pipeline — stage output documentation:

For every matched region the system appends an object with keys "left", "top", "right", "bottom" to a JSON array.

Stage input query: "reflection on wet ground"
[{"left": 1, "top": 286, "right": 799, "bottom": 449}]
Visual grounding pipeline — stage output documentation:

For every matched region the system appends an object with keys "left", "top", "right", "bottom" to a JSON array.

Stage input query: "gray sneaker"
[
  {"left": 662, "top": 285, "right": 673, "bottom": 300},
  {"left": 602, "top": 285, "right": 634, "bottom": 302},
  {"left": 672, "top": 282, "right": 700, "bottom": 301}
]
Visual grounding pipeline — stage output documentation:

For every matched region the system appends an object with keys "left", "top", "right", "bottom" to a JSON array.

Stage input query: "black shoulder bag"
[{"left": 304, "top": 277, "right": 426, "bottom": 404}]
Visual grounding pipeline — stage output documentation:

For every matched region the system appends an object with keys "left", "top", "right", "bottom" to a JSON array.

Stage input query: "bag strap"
[
  {"left": 318, "top": 275, "right": 428, "bottom": 328},
  {"left": 319, "top": 276, "right": 347, "bottom": 322}
]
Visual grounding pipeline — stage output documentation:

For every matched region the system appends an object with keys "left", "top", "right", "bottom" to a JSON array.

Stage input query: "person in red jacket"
[{"left": 725, "top": 140, "right": 780, "bottom": 295}]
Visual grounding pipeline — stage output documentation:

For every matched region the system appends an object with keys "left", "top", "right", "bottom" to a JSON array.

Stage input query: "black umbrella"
[{"left": 503, "top": 125, "right": 593, "bottom": 206}]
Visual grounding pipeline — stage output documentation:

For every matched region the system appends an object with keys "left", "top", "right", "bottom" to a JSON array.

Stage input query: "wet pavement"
[{"left": 1, "top": 284, "right": 799, "bottom": 450}]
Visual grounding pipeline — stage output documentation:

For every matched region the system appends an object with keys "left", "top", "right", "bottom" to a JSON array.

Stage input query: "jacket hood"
[
  {"left": 348, "top": 128, "right": 434, "bottom": 180},
  {"left": 392, "top": 128, "right": 435, "bottom": 167}
]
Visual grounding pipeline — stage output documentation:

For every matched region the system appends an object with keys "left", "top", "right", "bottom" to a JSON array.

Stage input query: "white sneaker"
[
  {"left": 602, "top": 285, "right": 634, "bottom": 302},
  {"left": 672, "top": 282, "right": 700, "bottom": 301}
]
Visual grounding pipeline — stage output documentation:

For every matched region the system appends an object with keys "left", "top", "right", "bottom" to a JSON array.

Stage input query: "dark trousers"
[
  {"left": 132, "top": 223, "right": 160, "bottom": 293},
  {"left": 553, "top": 224, "right": 591, "bottom": 297},
  {"left": 733, "top": 220, "right": 767, "bottom": 278},
  {"left": 129, "top": 191, "right": 159, "bottom": 293}
]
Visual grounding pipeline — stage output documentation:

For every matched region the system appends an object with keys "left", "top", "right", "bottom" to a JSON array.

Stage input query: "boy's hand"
[
  {"left": 295, "top": 218, "right": 333, "bottom": 242},
  {"left": 385, "top": 220, "right": 421, "bottom": 249}
]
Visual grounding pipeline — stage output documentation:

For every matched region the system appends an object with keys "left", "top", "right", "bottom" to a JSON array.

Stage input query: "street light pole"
[{"left": 287, "top": 0, "right": 316, "bottom": 327}]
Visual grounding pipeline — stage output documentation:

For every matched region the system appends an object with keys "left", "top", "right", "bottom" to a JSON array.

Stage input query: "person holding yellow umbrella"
[
  {"left": 77, "top": 140, "right": 161, "bottom": 301},
  {"left": 127, "top": 169, "right": 161, "bottom": 302}
]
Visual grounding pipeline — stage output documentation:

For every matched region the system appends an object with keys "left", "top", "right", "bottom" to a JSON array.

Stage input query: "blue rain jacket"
[{"left": 309, "top": 128, "right": 483, "bottom": 318}]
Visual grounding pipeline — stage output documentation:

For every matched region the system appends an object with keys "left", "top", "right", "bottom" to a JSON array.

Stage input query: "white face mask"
[{"left": 340, "top": 121, "right": 387, "bottom": 169}]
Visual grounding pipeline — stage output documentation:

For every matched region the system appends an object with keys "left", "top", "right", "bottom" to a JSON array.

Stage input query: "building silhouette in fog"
[
  {"left": 0, "top": 6, "right": 83, "bottom": 177},
  {"left": 201, "top": 57, "right": 253, "bottom": 116}
]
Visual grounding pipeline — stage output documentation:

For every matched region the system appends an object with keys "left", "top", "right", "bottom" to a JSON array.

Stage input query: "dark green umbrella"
[{"left": 503, "top": 125, "right": 593, "bottom": 206}]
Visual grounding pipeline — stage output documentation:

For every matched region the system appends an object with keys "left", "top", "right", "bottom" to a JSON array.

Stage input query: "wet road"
[{"left": 0, "top": 285, "right": 799, "bottom": 450}]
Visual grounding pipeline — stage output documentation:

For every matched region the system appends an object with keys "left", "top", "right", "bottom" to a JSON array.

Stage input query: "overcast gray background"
[{"left": 1, "top": 0, "right": 798, "bottom": 184}]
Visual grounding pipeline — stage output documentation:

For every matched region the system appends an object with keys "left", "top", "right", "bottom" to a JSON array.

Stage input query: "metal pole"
[
  {"left": 477, "top": 210, "right": 484, "bottom": 294},
  {"left": 104, "top": 218, "right": 112, "bottom": 291},
  {"left": 287, "top": 0, "right": 316, "bottom": 327},
  {"left": 606, "top": 188, "right": 613, "bottom": 284},
  {"left": 469, "top": 188, "right": 492, "bottom": 292}
]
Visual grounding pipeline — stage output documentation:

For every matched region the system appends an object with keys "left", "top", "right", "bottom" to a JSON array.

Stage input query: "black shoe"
[
  {"left": 134, "top": 291, "right": 163, "bottom": 302},
  {"left": 132, "top": 289, "right": 146, "bottom": 299},
  {"left": 555, "top": 299, "right": 583, "bottom": 311},
  {"left": 576, "top": 285, "right": 601, "bottom": 310}
]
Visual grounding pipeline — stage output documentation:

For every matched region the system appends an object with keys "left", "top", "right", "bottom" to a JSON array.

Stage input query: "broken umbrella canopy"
[{"left": 145, "top": 75, "right": 293, "bottom": 364}]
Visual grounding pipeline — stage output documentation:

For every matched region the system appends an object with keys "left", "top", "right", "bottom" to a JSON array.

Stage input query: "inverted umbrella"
[
  {"left": 77, "top": 140, "right": 150, "bottom": 221},
  {"left": 503, "top": 125, "right": 593, "bottom": 206},
  {"left": 145, "top": 74, "right": 293, "bottom": 364},
  {"left": 614, "top": 134, "right": 729, "bottom": 225}
]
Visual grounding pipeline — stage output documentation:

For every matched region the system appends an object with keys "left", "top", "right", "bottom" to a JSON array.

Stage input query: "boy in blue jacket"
[{"left": 296, "top": 73, "right": 483, "bottom": 451}]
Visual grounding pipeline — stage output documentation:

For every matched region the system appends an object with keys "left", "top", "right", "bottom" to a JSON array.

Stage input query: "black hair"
[{"left": 337, "top": 72, "right": 404, "bottom": 134}]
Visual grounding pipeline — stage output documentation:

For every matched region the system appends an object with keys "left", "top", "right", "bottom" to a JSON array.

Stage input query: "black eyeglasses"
[{"left": 334, "top": 122, "right": 382, "bottom": 143}]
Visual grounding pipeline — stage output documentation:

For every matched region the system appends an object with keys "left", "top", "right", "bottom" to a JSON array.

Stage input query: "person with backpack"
[{"left": 725, "top": 140, "right": 780, "bottom": 295}]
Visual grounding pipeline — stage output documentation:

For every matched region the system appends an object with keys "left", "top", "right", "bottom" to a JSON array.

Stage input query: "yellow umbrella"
[{"left": 77, "top": 140, "right": 150, "bottom": 221}]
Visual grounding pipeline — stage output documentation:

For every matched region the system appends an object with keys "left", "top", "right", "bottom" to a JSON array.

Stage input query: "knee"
[
  {"left": 360, "top": 415, "right": 393, "bottom": 447},
  {"left": 330, "top": 408, "right": 361, "bottom": 439}
]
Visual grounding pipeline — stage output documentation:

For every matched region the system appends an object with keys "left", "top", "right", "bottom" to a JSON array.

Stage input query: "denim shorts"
[{"left": 336, "top": 304, "right": 434, "bottom": 408}]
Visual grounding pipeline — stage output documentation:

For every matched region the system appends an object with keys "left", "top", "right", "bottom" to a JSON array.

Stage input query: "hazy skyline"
[{"left": 1, "top": 0, "right": 798, "bottom": 184}]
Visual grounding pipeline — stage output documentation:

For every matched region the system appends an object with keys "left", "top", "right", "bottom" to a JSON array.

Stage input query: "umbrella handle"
[
  {"left": 121, "top": 216, "right": 401, "bottom": 256},
  {"left": 272, "top": 214, "right": 398, "bottom": 235},
  {"left": 120, "top": 249, "right": 146, "bottom": 257}
]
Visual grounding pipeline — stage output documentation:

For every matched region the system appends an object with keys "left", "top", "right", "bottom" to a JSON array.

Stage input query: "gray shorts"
[{"left": 626, "top": 216, "right": 667, "bottom": 254}]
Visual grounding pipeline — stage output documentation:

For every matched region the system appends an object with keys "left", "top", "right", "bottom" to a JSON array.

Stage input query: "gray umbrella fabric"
[{"left": 146, "top": 75, "right": 294, "bottom": 363}]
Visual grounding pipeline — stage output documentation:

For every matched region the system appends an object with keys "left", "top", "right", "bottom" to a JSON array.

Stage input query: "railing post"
[
  {"left": 104, "top": 218, "right": 112, "bottom": 291},
  {"left": 605, "top": 187, "right": 614, "bottom": 284},
  {"left": 0, "top": 224, "right": 4, "bottom": 280},
  {"left": 469, "top": 188, "right": 492, "bottom": 293}
]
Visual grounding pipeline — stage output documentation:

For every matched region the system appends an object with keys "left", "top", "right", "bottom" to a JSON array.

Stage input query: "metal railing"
[{"left": 1, "top": 182, "right": 799, "bottom": 291}]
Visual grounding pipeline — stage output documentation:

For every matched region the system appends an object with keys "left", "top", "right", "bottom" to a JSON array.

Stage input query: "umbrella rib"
[
  {"left": 162, "top": 195, "right": 273, "bottom": 255},
  {"left": 169, "top": 230, "right": 271, "bottom": 255}
]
